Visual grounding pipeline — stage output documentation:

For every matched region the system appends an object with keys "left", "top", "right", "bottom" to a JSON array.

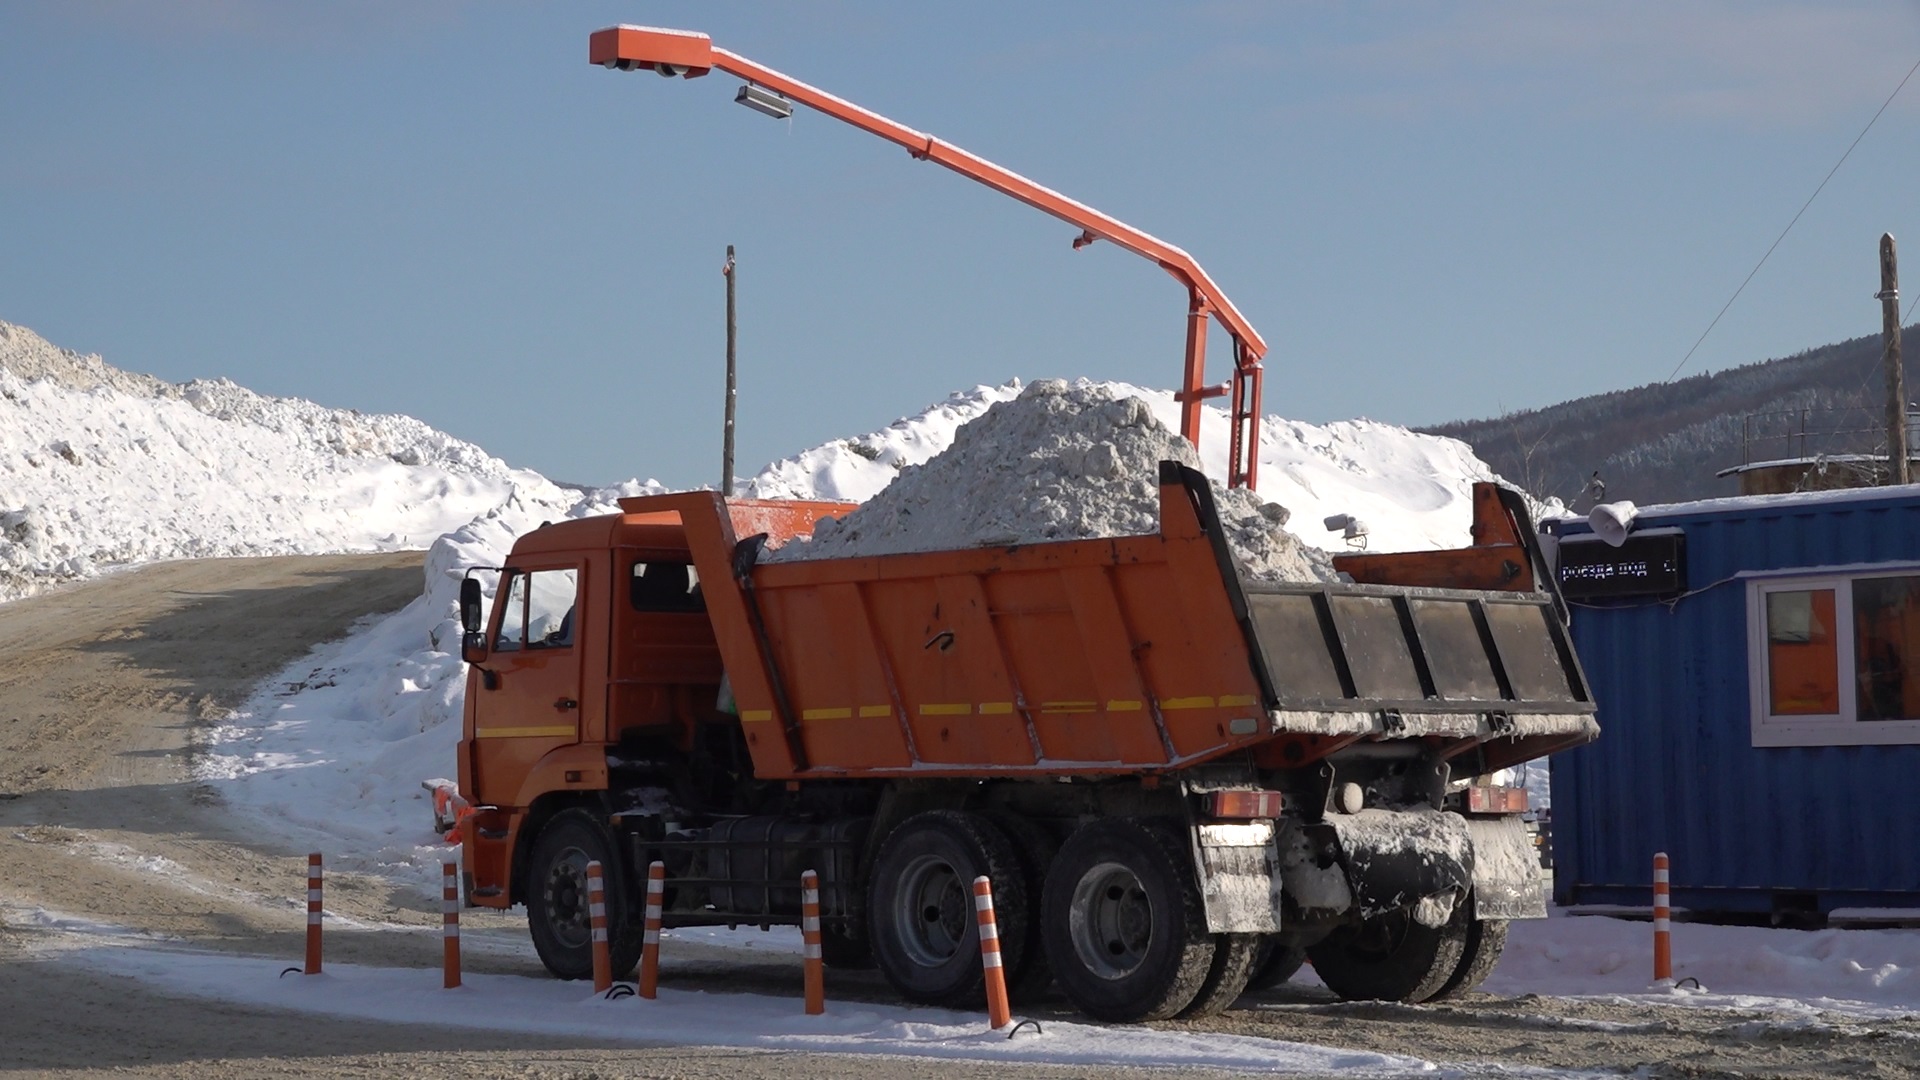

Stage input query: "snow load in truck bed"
[{"left": 765, "top": 379, "right": 1338, "bottom": 582}]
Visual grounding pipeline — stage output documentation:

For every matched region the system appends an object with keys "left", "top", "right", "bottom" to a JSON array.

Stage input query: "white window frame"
[{"left": 1747, "top": 568, "right": 1920, "bottom": 747}]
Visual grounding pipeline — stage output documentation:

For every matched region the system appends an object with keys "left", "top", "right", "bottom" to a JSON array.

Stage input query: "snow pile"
[
  {"left": 747, "top": 376, "right": 1517, "bottom": 554},
  {"left": 0, "top": 319, "right": 627, "bottom": 600},
  {"left": 769, "top": 379, "right": 1335, "bottom": 582}
]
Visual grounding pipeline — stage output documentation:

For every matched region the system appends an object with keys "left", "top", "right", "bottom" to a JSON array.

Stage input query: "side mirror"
[{"left": 460, "top": 578, "right": 488, "bottom": 664}]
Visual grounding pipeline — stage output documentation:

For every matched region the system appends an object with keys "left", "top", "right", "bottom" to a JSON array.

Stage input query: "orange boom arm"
[{"left": 590, "top": 25, "right": 1267, "bottom": 488}]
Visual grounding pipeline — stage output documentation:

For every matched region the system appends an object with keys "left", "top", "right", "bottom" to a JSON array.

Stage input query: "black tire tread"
[
  {"left": 867, "top": 809, "right": 1027, "bottom": 1007},
  {"left": 987, "top": 810, "right": 1059, "bottom": 1004},
  {"left": 1431, "top": 915, "right": 1508, "bottom": 1000},
  {"left": 526, "top": 809, "right": 644, "bottom": 981},
  {"left": 1043, "top": 818, "right": 1216, "bottom": 1023},
  {"left": 1244, "top": 937, "right": 1308, "bottom": 993},
  {"left": 1179, "top": 933, "right": 1261, "bottom": 1017},
  {"left": 1307, "top": 895, "right": 1471, "bottom": 1004}
]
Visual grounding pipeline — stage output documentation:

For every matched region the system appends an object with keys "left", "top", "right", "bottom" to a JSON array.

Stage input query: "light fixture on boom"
[{"left": 734, "top": 84, "right": 793, "bottom": 120}]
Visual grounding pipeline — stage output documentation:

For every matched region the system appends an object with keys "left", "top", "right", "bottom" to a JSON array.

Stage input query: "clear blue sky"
[{"left": 6, "top": 2, "right": 1920, "bottom": 487}]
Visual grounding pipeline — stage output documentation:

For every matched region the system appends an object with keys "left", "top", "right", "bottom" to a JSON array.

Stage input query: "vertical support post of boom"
[
  {"left": 1178, "top": 288, "right": 1212, "bottom": 450},
  {"left": 1881, "top": 233, "right": 1909, "bottom": 485},
  {"left": 724, "top": 244, "right": 739, "bottom": 495},
  {"left": 1230, "top": 339, "right": 1260, "bottom": 490}
]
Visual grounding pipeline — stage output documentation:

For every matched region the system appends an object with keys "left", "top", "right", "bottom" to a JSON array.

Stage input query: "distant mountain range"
[{"left": 1421, "top": 327, "right": 1919, "bottom": 508}]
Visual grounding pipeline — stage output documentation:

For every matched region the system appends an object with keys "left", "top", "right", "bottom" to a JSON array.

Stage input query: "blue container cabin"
[{"left": 1545, "top": 486, "right": 1920, "bottom": 920}]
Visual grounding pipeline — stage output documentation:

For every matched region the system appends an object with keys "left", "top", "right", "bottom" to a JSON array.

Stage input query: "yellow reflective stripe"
[
  {"left": 977, "top": 702, "right": 1014, "bottom": 715},
  {"left": 741, "top": 709, "right": 774, "bottom": 723},
  {"left": 919, "top": 703, "right": 971, "bottom": 716},
  {"left": 859, "top": 705, "right": 891, "bottom": 718},
  {"left": 474, "top": 725, "right": 576, "bottom": 739},
  {"left": 1218, "top": 694, "right": 1259, "bottom": 708},
  {"left": 1040, "top": 701, "right": 1097, "bottom": 714},
  {"left": 802, "top": 707, "right": 852, "bottom": 721},
  {"left": 1161, "top": 696, "right": 1216, "bottom": 710},
  {"left": 1105, "top": 700, "right": 1143, "bottom": 712}
]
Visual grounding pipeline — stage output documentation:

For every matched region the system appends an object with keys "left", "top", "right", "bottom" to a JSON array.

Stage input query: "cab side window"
[
  {"left": 525, "top": 568, "right": 579, "bottom": 649},
  {"left": 631, "top": 560, "right": 703, "bottom": 613},
  {"left": 493, "top": 572, "right": 528, "bottom": 652}
]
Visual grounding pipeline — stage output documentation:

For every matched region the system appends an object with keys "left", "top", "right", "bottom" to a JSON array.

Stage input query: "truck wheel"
[
  {"left": 1178, "top": 933, "right": 1260, "bottom": 1017},
  {"left": 1430, "top": 911, "right": 1508, "bottom": 1000},
  {"left": 1244, "top": 936, "right": 1308, "bottom": 993},
  {"left": 526, "top": 809, "right": 642, "bottom": 981},
  {"left": 1306, "top": 895, "right": 1470, "bottom": 1003},
  {"left": 867, "top": 810, "right": 1027, "bottom": 1006},
  {"left": 987, "top": 811, "right": 1058, "bottom": 1003},
  {"left": 1042, "top": 819, "right": 1216, "bottom": 1023}
]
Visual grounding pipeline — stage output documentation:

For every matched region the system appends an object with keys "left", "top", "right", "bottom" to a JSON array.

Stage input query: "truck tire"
[
  {"left": 1041, "top": 819, "right": 1216, "bottom": 1023},
  {"left": 1178, "top": 933, "right": 1260, "bottom": 1017},
  {"left": 526, "top": 809, "right": 643, "bottom": 981},
  {"left": 1244, "top": 937, "right": 1308, "bottom": 993},
  {"left": 1430, "top": 911, "right": 1508, "bottom": 1000},
  {"left": 867, "top": 810, "right": 1028, "bottom": 1006},
  {"left": 1307, "top": 894, "right": 1470, "bottom": 1003},
  {"left": 987, "top": 810, "right": 1058, "bottom": 1003}
]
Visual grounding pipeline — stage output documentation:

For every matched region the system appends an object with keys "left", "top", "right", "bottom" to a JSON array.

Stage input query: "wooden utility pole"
[
  {"left": 723, "top": 245, "right": 738, "bottom": 495},
  {"left": 1881, "top": 233, "right": 1909, "bottom": 485}
]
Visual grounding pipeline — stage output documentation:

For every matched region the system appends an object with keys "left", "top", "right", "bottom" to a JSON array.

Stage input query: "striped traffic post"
[
  {"left": 1653, "top": 851, "right": 1672, "bottom": 982},
  {"left": 801, "top": 870, "right": 825, "bottom": 1015},
  {"left": 442, "top": 861, "right": 462, "bottom": 989},
  {"left": 587, "top": 859, "right": 612, "bottom": 994},
  {"left": 639, "top": 861, "right": 665, "bottom": 999},
  {"left": 304, "top": 852, "right": 323, "bottom": 975},
  {"left": 972, "top": 876, "right": 1012, "bottom": 1029}
]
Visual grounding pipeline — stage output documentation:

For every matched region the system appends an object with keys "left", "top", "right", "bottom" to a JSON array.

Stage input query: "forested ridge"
[{"left": 1421, "top": 326, "right": 1918, "bottom": 506}]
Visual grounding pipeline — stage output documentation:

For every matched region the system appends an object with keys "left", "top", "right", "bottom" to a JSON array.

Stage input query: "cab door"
[{"left": 470, "top": 563, "right": 583, "bottom": 802}]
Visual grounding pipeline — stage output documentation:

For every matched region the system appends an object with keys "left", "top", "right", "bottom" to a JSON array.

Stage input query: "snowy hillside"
[{"left": 0, "top": 320, "right": 656, "bottom": 601}]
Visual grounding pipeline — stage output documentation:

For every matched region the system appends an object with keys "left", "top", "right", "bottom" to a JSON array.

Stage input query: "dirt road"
[{"left": 1, "top": 555, "right": 1916, "bottom": 1079}]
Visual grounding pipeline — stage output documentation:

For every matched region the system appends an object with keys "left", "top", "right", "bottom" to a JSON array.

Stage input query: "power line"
[{"left": 1665, "top": 53, "right": 1920, "bottom": 384}]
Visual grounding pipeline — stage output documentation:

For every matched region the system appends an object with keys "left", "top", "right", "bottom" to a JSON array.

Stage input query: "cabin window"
[
  {"left": 494, "top": 572, "right": 527, "bottom": 652},
  {"left": 631, "top": 560, "right": 703, "bottom": 613},
  {"left": 1749, "top": 571, "right": 1920, "bottom": 746},
  {"left": 494, "top": 568, "right": 578, "bottom": 651}
]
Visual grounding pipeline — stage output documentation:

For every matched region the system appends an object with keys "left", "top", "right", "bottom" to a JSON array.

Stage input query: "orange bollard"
[
  {"left": 1653, "top": 851, "right": 1672, "bottom": 982},
  {"left": 972, "top": 876, "right": 1011, "bottom": 1029},
  {"left": 638, "top": 861, "right": 664, "bottom": 999},
  {"left": 587, "top": 859, "right": 612, "bottom": 994},
  {"left": 442, "top": 861, "right": 462, "bottom": 989},
  {"left": 801, "top": 870, "right": 825, "bottom": 1015},
  {"left": 304, "top": 852, "right": 323, "bottom": 975}
]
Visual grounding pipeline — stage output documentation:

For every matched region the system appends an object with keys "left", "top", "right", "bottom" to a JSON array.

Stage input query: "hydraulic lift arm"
[{"left": 590, "top": 25, "right": 1267, "bottom": 488}]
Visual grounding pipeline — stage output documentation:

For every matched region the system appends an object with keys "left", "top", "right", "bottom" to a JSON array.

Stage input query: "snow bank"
[
  {"left": 768, "top": 379, "right": 1334, "bottom": 582},
  {"left": 0, "top": 319, "right": 644, "bottom": 600}
]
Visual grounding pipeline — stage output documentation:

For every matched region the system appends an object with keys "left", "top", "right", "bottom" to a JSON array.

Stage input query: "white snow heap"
[
  {"left": 0, "top": 319, "right": 665, "bottom": 601},
  {"left": 767, "top": 379, "right": 1336, "bottom": 582}
]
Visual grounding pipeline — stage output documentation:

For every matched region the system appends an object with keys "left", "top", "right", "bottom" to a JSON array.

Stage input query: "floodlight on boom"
[{"left": 735, "top": 84, "right": 794, "bottom": 120}]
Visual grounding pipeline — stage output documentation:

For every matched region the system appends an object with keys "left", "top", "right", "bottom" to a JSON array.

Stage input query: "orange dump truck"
[{"left": 453, "top": 464, "right": 1596, "bottom": 1021}]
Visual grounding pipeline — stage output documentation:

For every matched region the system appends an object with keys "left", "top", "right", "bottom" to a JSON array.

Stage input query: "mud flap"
[
  {"left": 1191, "top": 822, "right": 1283, "bottom": 933},
  {"left": 1463, "top": 815, "right": 1547, "bottom": 920},
  {"left": 1320, "top": 809, "right": 1472, "bottom": 922}
]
